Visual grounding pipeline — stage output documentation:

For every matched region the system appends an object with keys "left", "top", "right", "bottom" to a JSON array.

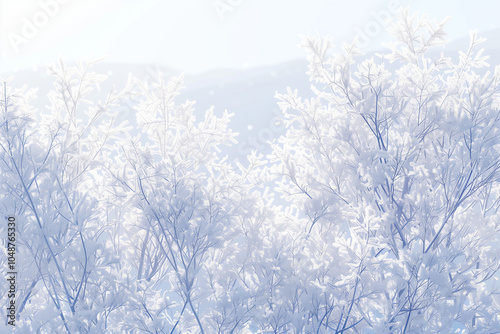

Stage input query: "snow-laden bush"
[
  {"left": 268, "top": 9, "right": 500, "bottom": 333},
  {"left": 1, "top": 9, "right": 499, "bottom": 334}
]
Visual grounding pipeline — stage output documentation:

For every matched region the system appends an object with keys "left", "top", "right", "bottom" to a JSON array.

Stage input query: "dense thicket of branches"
[{"left": 1, "top": 10, "right": 500, "bottom": 333}]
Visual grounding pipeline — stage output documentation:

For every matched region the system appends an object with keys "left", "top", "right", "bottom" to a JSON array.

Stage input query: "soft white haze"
[{"left": 1, "top": 0, "right": 499, "bottom": 74}]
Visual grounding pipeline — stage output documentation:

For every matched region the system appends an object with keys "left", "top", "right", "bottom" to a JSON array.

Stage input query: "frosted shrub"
[{"left": 269, "top": 9, "right": 500, "bottom": 333}]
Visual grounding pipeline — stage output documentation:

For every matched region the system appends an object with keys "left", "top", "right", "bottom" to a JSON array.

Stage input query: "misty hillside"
[{"left": 3, "top": 29, "right": 499, "bottom": 163}]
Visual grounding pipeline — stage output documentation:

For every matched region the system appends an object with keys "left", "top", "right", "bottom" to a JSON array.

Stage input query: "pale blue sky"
[{"left": 1, "top": 0, "right": 498, "bottom": 74}]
